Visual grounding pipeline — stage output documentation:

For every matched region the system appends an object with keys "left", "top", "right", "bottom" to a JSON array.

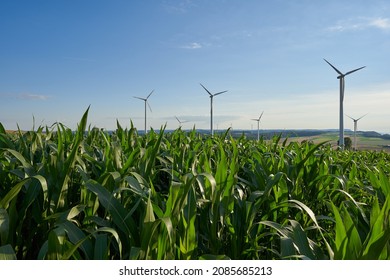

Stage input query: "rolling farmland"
[{"left": 1, "top": 108, "right": 390, "bottom": 260}]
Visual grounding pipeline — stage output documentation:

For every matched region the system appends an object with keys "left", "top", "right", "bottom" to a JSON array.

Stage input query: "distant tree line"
[
  {"left": 360, "top": 131, "right": 390, "bottom": 140},
  {"left": 241, "top": 129, "right": 331, "bottom": 139}
]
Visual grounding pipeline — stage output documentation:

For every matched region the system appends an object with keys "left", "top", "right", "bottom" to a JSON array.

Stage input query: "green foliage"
[
  {"left": 1, "top": 108, "right": 390, "bottom": 259},
  {"left": 344, "top": 137, "right": 353, "bottom": 150}
]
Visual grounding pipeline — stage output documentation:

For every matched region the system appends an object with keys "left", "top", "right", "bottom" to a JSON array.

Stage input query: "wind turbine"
[
  {"left": 346, "top": 113, "right": 367, "bottom": 150},
  {"left": 324, "top": 59, "right": 365, "bottom": 149},
  {"left": 200, "top": 83, "right": 228, "bottom": 136},
  {"left": 133, "top": 90, "right": 154, "bottom": 134},
  {"left": 175, "top": 116, "right": 189, "bottom": 129},
  {"left": 251, "top": 111, "right": 264, "bottom": 141}
]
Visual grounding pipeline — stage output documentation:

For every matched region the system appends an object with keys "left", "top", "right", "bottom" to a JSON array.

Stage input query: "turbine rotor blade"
[
  {"left": 134, "top": 96, "right": 146, "bottom": 101},
  {"left": 147, "top": 90, "right": 154, "bottom": 99},
  {"left": 213, "top": 90, "right": 228, "bottom": 97},
  {"left": 345, "top": 66, "right": 366, "bottom": 76},
  {"left": 259, "top": 111, "right": 264, "bottom": 120},
  {"left": 147, "top": 101, "right": 152, "bottom": 112},
  {"left": 324, "top": 58, "right": 343, "bottom": 76},
  {"left": 200, "top": 83, "right": 213, "bottom": 96},
  {"left": 357, "top": 113, "right": 368, "bottom": 121},
  {"left": 175, "top": 116, "right": 188, "bottom": 124}
]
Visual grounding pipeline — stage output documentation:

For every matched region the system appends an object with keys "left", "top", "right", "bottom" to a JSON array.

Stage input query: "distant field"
[{"left": 285, "top": 132, "right": 390, "bottom": 151}]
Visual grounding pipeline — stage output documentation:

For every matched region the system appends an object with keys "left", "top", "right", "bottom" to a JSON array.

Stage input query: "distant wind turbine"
[
  {"left": 324, "top": 59, "right": 365, "bottom": 149},
  {"left": 200, "top": 83, "right": 228, "bottom": 136},
  {"left": 346, "top": 113, "right": 367, "bottom": 150},
  {"left": 133, "top": 90, "right": 154, "bottom": 134},
  {"left": 175, "top": 116, "right": 189, "bottom": 128},
  {"left": 251, "top": 111, "right": 264, "bottom": 141}
]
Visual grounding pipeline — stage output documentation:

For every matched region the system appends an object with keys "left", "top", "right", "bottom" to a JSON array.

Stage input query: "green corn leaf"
[
  {"left": 0, "top": 209, "right": 9, "bottom": 245},
  {"left": 260, "top": 220, "right": 290, "bottom": 238},
  {"left": 361, "top": 196, "right": 390, "bottom": 259},
  {"left": 2, "top": 148, "right": 34, "bottom": 175},
  {"left": 330, "top": 201, "right": 347, "bottom": 259},
  {"left": 199, "top": 254, "right": 230, "bottom": 260},
  {"left": 180, "top": 185, "right": 197, "bottom": 259},
  {"left": 120, "top": 148, "right": 140, "bottom": 175},
  {"left": 95, "top": 227, "right": 122, "bottom": 258},
  {"left": 93, "top": 233, "right": 108, "bottom": 260},
  {"left": 140, "top": 219, "right": 160, "bottom": 259},
  {"left": 47, "top": 227, "right": 66, "bottom": 260},
  {"left": 61, "top": 226, "right": 122, "bottom": 260},
  {"left": 0, "top": 123, "right": 6, "bottom": 134},
  {"left": 37, "top": 241, "right": 49, "bottom": 260},
  {"left": 0, "top": 244, "right": 17, "bottom": 260},
  {"left": 0, "top": 132, "right": 15, "bottom": 149},
  {"left": 290, "top": 220, "right": 315, "bottom": 259},
  {"left": 85, "top": 180, "right": 138, "bottom": 244},
  {"left": 280, "top": 236, "right": 296, "bottom": 259},
  {"left": 361, "top": 228, "right": 390, "bottom": 260},
  {"left": 289, "top": 199, "right": 333, "bottom": 259},
  {"left": 61, "top": 220, "right": 93, "bottom": 259},
  {"left": 341, "top": 207, "right": 362, "bottom": 260},
  {"left": 378, "top": 168, "right": 390, "bottom": 197},
  {"left": 56, "top": 106, "right": 90, "bottom": 210},
  {"left": 0, "top": 175, "right": 47, "bottom": 209},
  {"left": 124, "top": 173, "right": 149, "bottom": 198},
  {"left": 144, "top": 195, "right": 155, "bottom": 223}
]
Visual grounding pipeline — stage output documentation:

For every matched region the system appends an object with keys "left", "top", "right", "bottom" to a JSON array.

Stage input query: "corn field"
[{"left": 1, "top": 107, "right": 390, "bottom": 260}]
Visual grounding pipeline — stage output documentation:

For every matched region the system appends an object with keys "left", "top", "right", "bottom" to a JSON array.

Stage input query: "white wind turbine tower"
[
  {"left": 175, "top": 116, "right": 189, "bottom": 129},
  {"left": 133, "top": 90, "right": 154, "bottom": 134},
  {"left": 251, "top": 111, "right": 264, "bottom": 141},
  {"left": 324, "top": 59, "right": 365, "bottom": 149},
  {"left": 200, "top": 83, "right": 228, "bottom": 136},
  {"left": 346, "top": 113, "right": 367, "bottom": 150}
]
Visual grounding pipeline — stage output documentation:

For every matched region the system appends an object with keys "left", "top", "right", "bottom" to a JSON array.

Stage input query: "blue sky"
[{"left": 1, "top": 0, "right": 390, "bottom": 133}]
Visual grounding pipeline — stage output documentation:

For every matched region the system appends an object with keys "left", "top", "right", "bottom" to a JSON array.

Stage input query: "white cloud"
[
  {"left": 181, "top": 42, "right": 202, "bottom": 49},
  {"left": 369, "top": 17, "right": 390, "bottom": 30},
  {"left": 19, "top": 94, "right": 50, "bottom": 100},
  {"left": 327, "top": 17, "right": 390, "bottom": 32}
]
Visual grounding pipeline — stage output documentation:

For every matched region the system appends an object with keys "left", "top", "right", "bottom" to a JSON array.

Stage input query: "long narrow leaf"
[
  {"left": 0, "top": 244, "right": 17, "bottom": 260},
  {"left": 85, "top": 180, "right": 138, "bottom": 244}
]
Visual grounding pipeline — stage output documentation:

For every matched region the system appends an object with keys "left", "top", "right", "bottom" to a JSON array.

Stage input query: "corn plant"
[{"left": 1, "top": 107, "right": 390, "bottom": 259}]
